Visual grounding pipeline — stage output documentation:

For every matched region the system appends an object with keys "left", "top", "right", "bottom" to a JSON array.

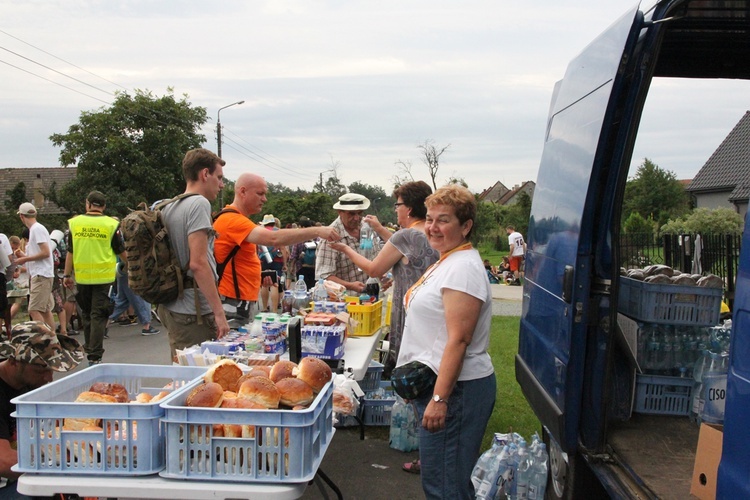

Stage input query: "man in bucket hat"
[
  {"left": 316, "top": 193, "right": 382, "bottom": 293},
  {"left": 0, "top": 321, "right": 83, "bottom": 494}
]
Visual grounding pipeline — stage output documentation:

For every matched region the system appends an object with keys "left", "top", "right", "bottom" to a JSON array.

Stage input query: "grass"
[{"left": 483, "top": 316, "right": 540, "bottom": 449}]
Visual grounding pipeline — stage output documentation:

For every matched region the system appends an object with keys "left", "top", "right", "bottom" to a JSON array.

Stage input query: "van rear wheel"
[{"left": 543, "top": 428, "right": 569, "bottom": 499}]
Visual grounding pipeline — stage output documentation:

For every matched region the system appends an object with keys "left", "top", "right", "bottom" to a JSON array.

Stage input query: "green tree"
[
  {"left": 623, "top": 212, "right": 655, "bottom": 235},
  {"left": 660, "top": 207, "right": 744, "bottom": 235},
  {"left": 623, "top": 158, "right": 690, "bottom": 228},
  {"left": 49, "top": 88, "right": 208, "bottom": 217}
]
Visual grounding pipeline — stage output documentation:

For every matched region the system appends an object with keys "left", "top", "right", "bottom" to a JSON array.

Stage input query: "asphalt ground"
[{"left": 49, "top": 284, "right": 523, "bottom": 499}]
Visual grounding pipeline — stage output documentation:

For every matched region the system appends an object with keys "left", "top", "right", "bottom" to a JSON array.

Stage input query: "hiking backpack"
[
  {"left": 302, "top": 241, "right": 317, "bottom": 267},
  {"left": 212, "top": 207, "right": 242, "bottom": 299},
  {"left": 120, "top": 193, "right": 198, "bottom": 304}
]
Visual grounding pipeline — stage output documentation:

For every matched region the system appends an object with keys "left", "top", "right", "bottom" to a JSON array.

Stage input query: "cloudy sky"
[{"left": 2, "top": 1, "right": 748, "bottom": 194}]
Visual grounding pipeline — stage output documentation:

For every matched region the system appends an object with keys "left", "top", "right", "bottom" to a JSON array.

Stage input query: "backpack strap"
[{"left": 212, "top": 207, "right": 243, "bottom": 300}]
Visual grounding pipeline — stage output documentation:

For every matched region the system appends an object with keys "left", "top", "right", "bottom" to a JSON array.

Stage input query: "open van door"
[
  {"left": 517, "top": 0, "right": 750, "bottom": 497},
  {"left": 515, "top": 2, "right": 643, "bottom": 457}
]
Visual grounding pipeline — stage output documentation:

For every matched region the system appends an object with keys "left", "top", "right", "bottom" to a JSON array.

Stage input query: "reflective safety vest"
[{"left": 68, "top": 214, "right": 119, "bottom": 284}]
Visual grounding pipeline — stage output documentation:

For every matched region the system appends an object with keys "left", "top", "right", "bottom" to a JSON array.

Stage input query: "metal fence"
[{"left": 620, "top": 232, "right": 742, "bottom": 307}]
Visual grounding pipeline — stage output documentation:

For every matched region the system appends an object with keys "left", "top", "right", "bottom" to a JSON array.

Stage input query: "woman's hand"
[
  {"left": 422, "top": 399, "right": 448, "bottom": 432},
  {"left": 364, "top": 215, "right": 384, "bottom": 231},
  {"left": 330, "top": 241, "right": 348, "bottom": 253}
]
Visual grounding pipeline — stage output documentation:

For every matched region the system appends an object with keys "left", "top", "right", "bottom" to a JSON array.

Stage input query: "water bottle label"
[{"left": 701, "top": 374, "right": 727, "bottom": 423}]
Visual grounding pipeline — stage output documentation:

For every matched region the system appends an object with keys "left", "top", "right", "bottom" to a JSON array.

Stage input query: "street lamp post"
[
  {"left": 216, "top": 100, "right": 244, "bottom": 206},
  {"left": 216, "top": 100, "right": 245, "bottom": 158}
]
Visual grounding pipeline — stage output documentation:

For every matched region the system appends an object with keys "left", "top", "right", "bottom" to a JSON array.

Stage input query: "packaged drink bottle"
[
  {"left": 691, "top": 349, "right": 709, "bottom": 424},
  {"left": 312, "top": 278, "right": 328, "bottom": 302},
  {"left": 515, "top": 443, "right": 533, "bottom": 499},
  {"left": 365, "top": 277, "right": 380, "bottom": 301},
  {"left": 249, "top": 314, "right": 264, "bottom": 338},
  {"left": 281, "top": 290, "right": 293, "bottom": 314},
  {"left": 258, "top": 245, "right": 273, "bottom": 263},
  {"left": 526, "top": 444, "right": 548, "bottom": 499},
  {"left": 473, "top": 436, "right": 503, "bottom": 494},
  {"left": 291, "top": 275, "right": 309, "bottom": 316},
  {"left": 475, "top": 444, "right": 508, "bottom": 500},
  {"left": 700, "top": 351, "right": 728, "bottom": 424}
]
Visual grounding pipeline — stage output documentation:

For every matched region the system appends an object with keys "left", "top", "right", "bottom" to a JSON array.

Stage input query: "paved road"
[{"left": 52, "top": 285, "right": 523, "bottom": 499}]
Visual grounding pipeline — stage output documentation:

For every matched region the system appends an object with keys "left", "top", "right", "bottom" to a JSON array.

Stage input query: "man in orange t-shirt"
[{"left": 213, "top": 173, "right": 340, "bottom": 319}]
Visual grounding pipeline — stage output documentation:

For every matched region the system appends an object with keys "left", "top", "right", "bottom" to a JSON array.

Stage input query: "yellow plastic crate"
[
  {"left": 385, "top": 294, "right": 393, "bottom": 326},
  {"left": 347, "top": 300, "right": 383, "bottom": 336}
]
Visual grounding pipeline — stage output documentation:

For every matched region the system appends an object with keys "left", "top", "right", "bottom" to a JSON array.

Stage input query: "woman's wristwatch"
[{"left": 432, "top": 394, "right": 447, "bottom": 404}]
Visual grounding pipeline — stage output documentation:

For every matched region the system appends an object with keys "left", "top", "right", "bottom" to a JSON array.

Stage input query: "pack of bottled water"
[
  {"left": 389, "top": 395, "right": 419, "bottom": 452},
  {"left": 472, "top": 431, "right": 548, "bottom": 499}
]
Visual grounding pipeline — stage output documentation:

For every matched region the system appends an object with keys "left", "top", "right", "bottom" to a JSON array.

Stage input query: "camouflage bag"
[{"left": 120, "top": 194, "right": 198, "bottom": 304}]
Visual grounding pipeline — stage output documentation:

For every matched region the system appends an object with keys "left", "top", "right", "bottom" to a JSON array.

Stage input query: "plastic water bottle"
[
  {"left": 281, "top": 290, "right": 293, "bottom": 314},
  {"left": 405, "top": 402, "right": 420, "bottom": 451},
  {"left": 475, "top": 443, "right": 507, "bottom": 499},
  {"left": 700, "top": 351, "right": 728, "bottom": 424},
  {"left": 488, "top": 444, "right": 514, "bottom": 500},
  {"left": 691, "top": 349, "right": 709, "bottom": 424},
  {"left": 249, "top": 314, "right": 264, "bottom": 338},
  {"left": 389, "top": 395, "right": 418, "bottom": 451},
  {"left": 291, "top": 275, "right": 309, "bottom": 316},
  {"left": 526, "top": 443, "right": 548, "bottom": 499},
  {"left": 515, "top": 443, "right": 533, "bottom": 499},
  {"left": 259, "top": 245, "right": 273, "bottom": 263},
  {"left": 312, "top": 278, "right": 328, "bottom": 302}
]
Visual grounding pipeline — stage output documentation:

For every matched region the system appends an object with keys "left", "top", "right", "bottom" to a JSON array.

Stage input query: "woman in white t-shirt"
[{"left": 397, "top": 184, "right": 496, "bottom": 500}]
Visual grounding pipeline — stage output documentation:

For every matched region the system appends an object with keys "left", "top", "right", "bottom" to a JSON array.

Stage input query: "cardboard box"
[{"left": 691, "top": 423, "right": 724, "bottom": 500}]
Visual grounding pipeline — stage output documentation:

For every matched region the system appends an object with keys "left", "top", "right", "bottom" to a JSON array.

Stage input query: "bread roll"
[
  {"left": 231, "top": 370, "right": 266, "bottom": 392},
  {"left": 89, "top": 382, "right": 129, "bottom": 403},
  {"left": 150, "top": 390, "right": 170, "bottom": 403},
  {"left": 204, "top": 359, "right": 243, "bottom": 391},
  {"left": 75, "top": 391, "right": 118, "bottom": 404},
  {"left": 134, "top": 392, "right": 153, "bottom": 404},
  {"left": 63, "top": 391, "right": 117, "bottom": 430},
  {"left": 185, "top": 382, "right": 224, "bottom": 408},
  {"left": 221, "top": 396, "right": 265, "bottom": 410},
  {"left": 276, "top": 378, "right": 314, "bottom": 407},
  {"left": 294, "top": 357, "right": 332, "bottom": 393},
  {"left": 269, "top": 360, "right": 297, "bottom": 383},
  {"left": 238, "top": 376, "right": 280, "bottom": 409}
]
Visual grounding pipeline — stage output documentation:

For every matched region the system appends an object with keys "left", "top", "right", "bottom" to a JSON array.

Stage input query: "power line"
[
  {"left": 0, "top": 28, "right": 128, "bottom": 91},
  {"left": 222, "top": 129, "right": 314, "bottom": 178},
  {"left": 0, "top": 45, "right": 114, "bottom": 97},
  {"left": 221, "top": 137, "right": 315, "bottom": 180},
  {"left": 0, "top": 58, "right": 111, "bottom": 105}
]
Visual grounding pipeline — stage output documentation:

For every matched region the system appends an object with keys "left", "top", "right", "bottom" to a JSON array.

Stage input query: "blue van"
[{"left": 515, "top": 1, "right": 750, "bottom": 498}]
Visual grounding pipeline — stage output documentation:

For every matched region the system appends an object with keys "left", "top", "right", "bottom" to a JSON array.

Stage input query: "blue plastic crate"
[
  {"left": 618, "top": 276, "right": 722, "bottom": 326},
  {"left": 634, "top": 374, "right": 693, "bottom": 416},
  {"left": 160, "top": 380, "right": 333, "bottom": 483},
  {"left": 362, "top": 381, "right": 396, "bottom": 426},
  {"left": 358, "top": 360, "right": 384, "bottom": 393},
  {"left": 11, "top": 364, "right": 206, "bottom": 475}
]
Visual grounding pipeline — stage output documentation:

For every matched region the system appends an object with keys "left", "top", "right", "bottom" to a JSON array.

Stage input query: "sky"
[{"left": 1, "top": 1, "right": 749, "bottom": 195}]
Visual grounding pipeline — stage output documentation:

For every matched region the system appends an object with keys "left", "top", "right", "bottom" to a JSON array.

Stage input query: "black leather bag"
[{"left": 391, "top": 361, "right": 437, "bottom": 400}]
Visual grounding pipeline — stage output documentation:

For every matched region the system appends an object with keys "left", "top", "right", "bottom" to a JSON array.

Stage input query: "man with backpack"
[
  {"left": 289, "top": 217, "right": 318, "bottom": 290},
  {"left": 62, "top": 191, "right": 125, "bottom": 365},
  {"left": 213, "top": 173, "right": 340, "bottom": 319},
  {"left": 157, "top": 148, "right": 230, "bottom": 360}
]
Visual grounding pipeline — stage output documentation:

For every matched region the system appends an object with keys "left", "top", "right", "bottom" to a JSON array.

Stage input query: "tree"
[
  {"left": 418, "top": 140, "right": 450, "bottom": 191},
  {"left": 391, "top": 159, "right": 414, "bottom": 188},
  {"left": 622, "top": 158, "right": 690, "bottom": 228},
  {"left": 49, "top": 88, "right": 208, "bottom": 217},
  {"left": 660, "top": 207, "right": 744, "bottom": 235},
  {"left": 347, "top": 181, "right": 395, "bottom": 225}
]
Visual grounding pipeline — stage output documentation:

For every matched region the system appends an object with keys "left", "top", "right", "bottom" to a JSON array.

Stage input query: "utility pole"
[{"left": 216, "top": 100, "right": 244, "bottom": 206}]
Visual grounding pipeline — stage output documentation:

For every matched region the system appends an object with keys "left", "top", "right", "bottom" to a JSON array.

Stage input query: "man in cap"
[
  {"left": 15, "top": 203, "right": 57, "bottom": 330},
  {"left": 212, "top": 173, "right": 340, "bottom": 318},
  {"left": 0, "top": 321, "right": 83, "bottom": 493},
  {"left": 63, "top": 191, "right": 126, "bottom": 365},
  {"left": 315, "top": 193, "right": 382, "bottom": 293}
]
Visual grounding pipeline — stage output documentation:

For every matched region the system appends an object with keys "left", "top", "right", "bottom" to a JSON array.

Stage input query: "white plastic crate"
[
  {"left": 160, "top": 380, "right": 333, "bottom": 483},
  {"left": 362, "top": 382, "right": 396, "bottom": 426},
  {"left": 12, "top": 364, "right": 206, "bottom": 475},
  {"left": 634, "top": 374, "right": 693, "bottom": 416}
]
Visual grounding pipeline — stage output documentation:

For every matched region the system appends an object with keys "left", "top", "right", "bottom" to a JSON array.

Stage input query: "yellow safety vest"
[{"left": 68, "top": 214, "right": 119, "bottom": 284}]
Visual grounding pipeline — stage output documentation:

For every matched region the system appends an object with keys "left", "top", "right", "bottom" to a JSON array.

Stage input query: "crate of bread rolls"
[
  {"left": 11, "top": 364, "right": 206, "bottom": 475},
  {"left": 160, "top": 357, "right": 334, "bottom": 483}
]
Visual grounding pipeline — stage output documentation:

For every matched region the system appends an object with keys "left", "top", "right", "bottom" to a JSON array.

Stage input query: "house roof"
[
  {"left": 478, "top": 181, "right": 509, "bottom": 203},
  {"left": 497, "top": 181, "right": 535, "bottom": 205},
  {"left": 0, "top": 167, "right": 77, "bottom": 214},
  {"left": 687, "top": 111, "right": 750, "bottom": 198}
]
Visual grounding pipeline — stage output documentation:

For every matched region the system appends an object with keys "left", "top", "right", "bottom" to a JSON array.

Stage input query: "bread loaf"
[
  {"left": 204, "top": 359, "right": 243, "bottom": 391},
  {"left": 276, "top": 377, "right": 314, "bottom": 407},
  {"left": 294, "top": 357, "right": 332, "bottom": 393},
  {"left": 89, "top": 382, "right": 129, "bottom": 403},
  {"left": 238, "top": 376, "right": 280, "bottom": 409},
  {"left": 269, "top": 360, "right": 297, "bottom": 383},
  {"left": 186, "top": 382, "right": 224, "bottom": 408}
]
